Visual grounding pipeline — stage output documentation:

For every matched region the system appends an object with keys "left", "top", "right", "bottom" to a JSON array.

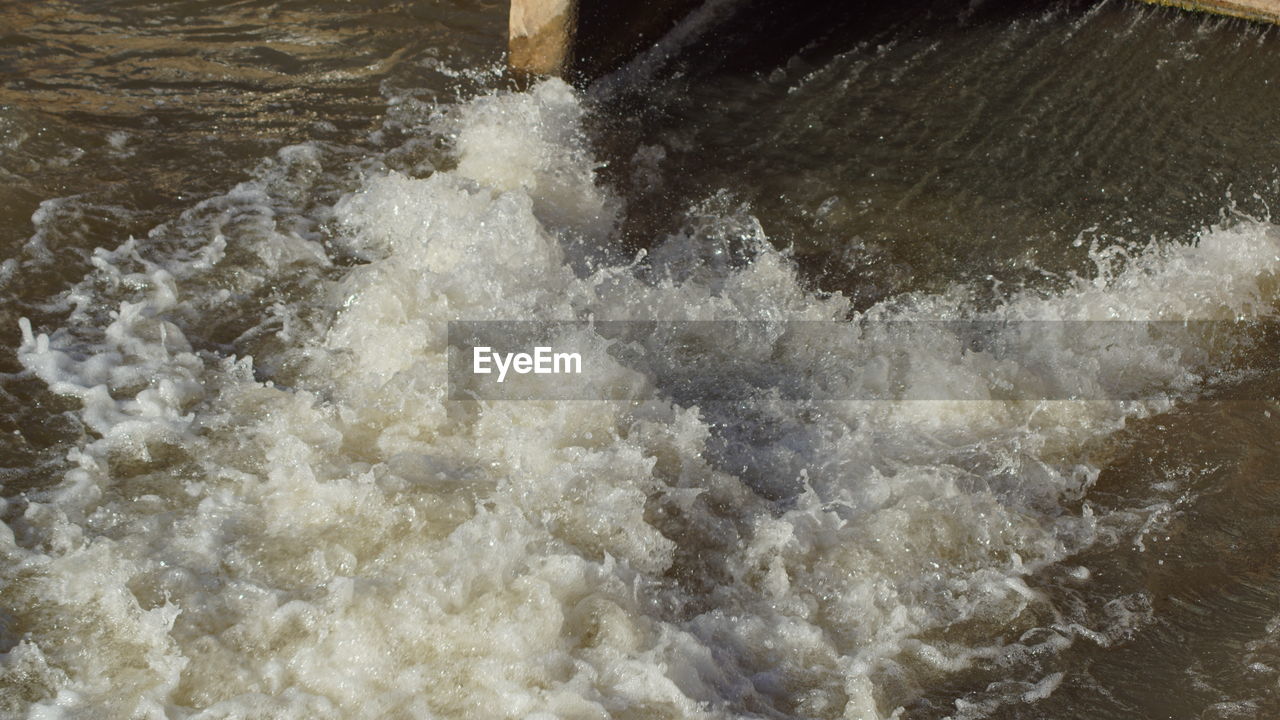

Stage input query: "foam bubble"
[{"left": 4, "top": 78, "right": 1280, "bottom": 719}]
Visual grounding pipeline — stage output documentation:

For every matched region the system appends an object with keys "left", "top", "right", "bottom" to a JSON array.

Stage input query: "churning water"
[{"left": 3, "top": 1, "right": 1280, "bottom": 718}]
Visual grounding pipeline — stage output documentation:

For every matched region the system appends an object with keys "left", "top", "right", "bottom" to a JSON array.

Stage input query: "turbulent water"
[{"left": 3, "top": 1, "right": 1280, "bottom": 718}]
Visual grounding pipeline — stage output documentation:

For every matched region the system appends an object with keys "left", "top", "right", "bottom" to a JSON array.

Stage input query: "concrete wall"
[{"left": 1141, "top": 0, "right": 1280, "bottom": 22}]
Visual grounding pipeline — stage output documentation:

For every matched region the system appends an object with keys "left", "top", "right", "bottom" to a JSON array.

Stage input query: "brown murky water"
[{"left": 3, "top": 1, "right": 1280, "bottom": 718}]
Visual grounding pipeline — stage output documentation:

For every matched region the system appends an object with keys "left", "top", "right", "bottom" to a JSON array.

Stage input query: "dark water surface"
[
  {"left": 3, "top": 1, "right": 1280, "bottom": 718},
  {"left": 604, "top": 6, "right": 1280, "bottom": 714},
  {"left": 0, "top": 0, "right": 505, "bottom": 488}
]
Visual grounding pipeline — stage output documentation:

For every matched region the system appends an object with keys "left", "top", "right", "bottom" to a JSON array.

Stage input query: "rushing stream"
[{"left": 3, "top": 1, "right": 1280, "bottom": 718}]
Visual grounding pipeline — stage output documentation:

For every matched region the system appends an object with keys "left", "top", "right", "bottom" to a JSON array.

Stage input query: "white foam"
[{"left": 5, "top": 78, "right": 1280, "bottom": 719}]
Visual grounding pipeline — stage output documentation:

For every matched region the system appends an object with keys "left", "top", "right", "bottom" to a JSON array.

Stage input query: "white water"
[{"left": 4, "top": 79, "right": 1280, "bottom": 719}]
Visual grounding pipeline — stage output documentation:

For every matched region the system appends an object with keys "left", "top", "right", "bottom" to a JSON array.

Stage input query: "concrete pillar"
[
  {"left": 1141, "top": 0, "right": 1280, "bottom": 23},
  {"left": 509, "top": 0, "right": 705, "bottom": 83},
  {"left": 509, "top": 0, "right": 575, "bottom": 78}
]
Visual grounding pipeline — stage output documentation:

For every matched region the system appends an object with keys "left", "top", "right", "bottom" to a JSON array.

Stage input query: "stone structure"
[{"left": 508, "top": 0, "right": 704, "bottom": 82}]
